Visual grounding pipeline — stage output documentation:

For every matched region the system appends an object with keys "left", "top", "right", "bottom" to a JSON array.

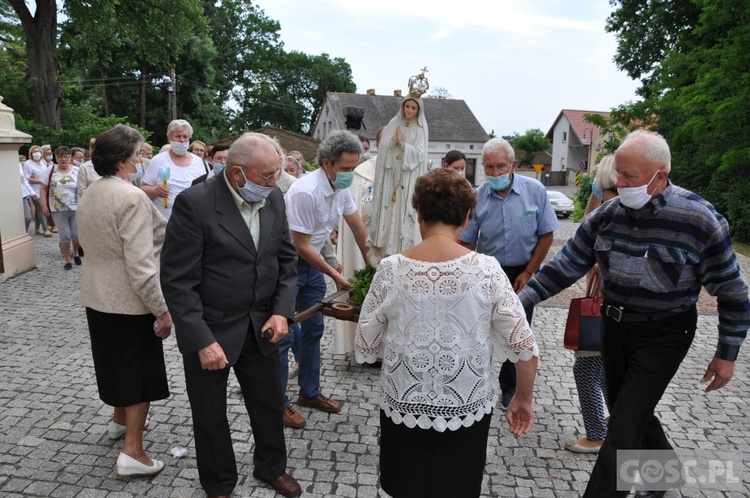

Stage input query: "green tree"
[
  {"left": 0, "top": 0, "right": 30, "bottom": 116},
  {"left": 512, "top": 128, "right": 550, "bottom": 166},
  {"left": 425, "top": 86, "right": 452, "bottom": 99},
  {"left": 607, "top": 0, "right": 750, "bottom": 241},
  {"left": 606, "top": 0, "right": 701, "bottom": 97},
  {"left": 7, "top": 0, "right": 63, "bottom": 128}
]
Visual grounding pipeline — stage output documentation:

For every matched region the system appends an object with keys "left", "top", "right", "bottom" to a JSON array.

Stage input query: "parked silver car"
[{"left": 547, "top": 190, "right": 574, "bottom": 218}]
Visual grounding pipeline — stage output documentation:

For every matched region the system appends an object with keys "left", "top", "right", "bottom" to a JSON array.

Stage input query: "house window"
[
  {"left": 446, "top": 144, "right": 451, "bottom": 149},
  {"left": 560, "top": 157, "right": 565, "bottom": 170},
  {"left": 469, "top": 145, "right": 474, "bottom": 150},
  {"left": 562, "top": 132, "right": 567, "bottom": 143}
]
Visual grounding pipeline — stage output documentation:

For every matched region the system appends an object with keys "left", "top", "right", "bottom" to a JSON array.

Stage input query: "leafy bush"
[
  {"left": 571, "top": 174, "right": 594, "bottom": 222},
  {"left": 348, "top": 266, "right": 376, "bottom": 304}
]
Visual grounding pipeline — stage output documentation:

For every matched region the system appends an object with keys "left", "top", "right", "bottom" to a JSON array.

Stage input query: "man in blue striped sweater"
[{"left": 519, "top": 130, "right": 750, "bottom": 498}]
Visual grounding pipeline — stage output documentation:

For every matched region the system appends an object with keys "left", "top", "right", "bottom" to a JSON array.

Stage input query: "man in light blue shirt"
[{"left": 460, "top": 137, "right": 558, "bottom": 408}]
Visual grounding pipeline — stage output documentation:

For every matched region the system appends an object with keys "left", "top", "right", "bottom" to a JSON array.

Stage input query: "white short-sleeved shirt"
[
  {"left": 142, "top": 151, "right": 207, "bottom": 220},
  {"left": 285, "top": 167, "right": 356, "bottom": 254},
  {"left": 24, "top": 159, "right": 48, "bottom": 196}
]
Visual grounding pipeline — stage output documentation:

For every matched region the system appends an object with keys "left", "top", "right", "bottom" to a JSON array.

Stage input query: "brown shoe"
[
  {"left": 282, "top": 406, "right": 306, "bottom": 429},
  {"left": 253, "top": 472, "right": 301, "bottom": 498},
  {"left": 296, "top": 394, "right": 342, "bottom": 413}
]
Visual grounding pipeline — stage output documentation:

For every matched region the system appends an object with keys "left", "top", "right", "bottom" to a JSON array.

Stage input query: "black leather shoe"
[{"left": 253, "top": 472, "right": 301, "bottom": 497}]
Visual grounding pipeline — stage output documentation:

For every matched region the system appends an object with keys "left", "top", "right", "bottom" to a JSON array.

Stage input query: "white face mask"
[
  {"left": 238, "top": 168, "right": 274, "bottom": 203},
  {"left": 32, "top": 152, "right": 42, "bottom": 161},
  {"left": 73, "top": 160, "right": 82, "bottom": 167},
  {"left": 618, "top": 171, "right": 660, "bottom": 209},
  {"left": 170, "top": 141, "right": 189, "bottom": 156}
]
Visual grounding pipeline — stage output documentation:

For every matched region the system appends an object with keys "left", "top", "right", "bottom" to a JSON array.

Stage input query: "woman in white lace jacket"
[{"left": 356, "top": 168, "right": 539, "bottom": 498}]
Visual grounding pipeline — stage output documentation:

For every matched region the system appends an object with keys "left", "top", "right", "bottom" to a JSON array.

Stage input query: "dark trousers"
[
  {"left": 499, "top": 265, "right": 535, "bottom": 395},
  {"left": 183, "top": 326, "right": 287, "bottom": 496},
  {"left": 583, "top": 306, "right": 697, "bottom": 497}
]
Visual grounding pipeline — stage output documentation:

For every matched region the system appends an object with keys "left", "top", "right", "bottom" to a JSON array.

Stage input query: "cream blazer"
[{"left": 77, "top": 176, "right": 168, "bottom": 317}]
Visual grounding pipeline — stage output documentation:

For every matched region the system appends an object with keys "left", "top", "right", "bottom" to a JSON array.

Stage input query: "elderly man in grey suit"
[{"left": 161, "top": 133, "right": 301, "bottom": 498}]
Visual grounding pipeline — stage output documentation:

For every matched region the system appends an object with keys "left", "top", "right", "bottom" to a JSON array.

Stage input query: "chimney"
[
  {"left": 366, "top": 88, "right": 376, "bottom": 96},
  {"left": 394, "top": 90, "right": 402, "bottom": 97}
]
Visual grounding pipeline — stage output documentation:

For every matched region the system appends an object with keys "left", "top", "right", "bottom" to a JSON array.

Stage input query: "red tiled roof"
[{"left": 546, "top": 109, "right": 611, "bottom": 145}]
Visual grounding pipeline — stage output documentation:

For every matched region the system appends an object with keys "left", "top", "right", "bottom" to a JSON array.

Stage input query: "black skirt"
[
  {"left": 379, "top": 409, "right": 492, "bottom": 498},
  {"left": 86, "top": 307, "right": 169, "bottom": 407}
]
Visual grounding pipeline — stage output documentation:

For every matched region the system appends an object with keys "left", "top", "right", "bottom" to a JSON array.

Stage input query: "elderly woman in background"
[
  {"left": 77, "top": 124, "right": 172, "bottom": 477},
  {"left": 564, "top": 155, "right": 617, "bottom": 455},
  {"left": 141, "top": 119, "right": 208, "bottom": 220},
  {"left": 442, "top": 149, "right": 467, "bottom": 176},
  {"left": 356, "top": 168, "right": 539, "bottom": 498},
  {"left": 41, "top": 146, "right": 80, "bottom": 269},
  {"left": 189, "top": 139, "right": 211, "bottom": 172},
  {"left": 22, "top": 144, "right": 51, "bottom": 237}
]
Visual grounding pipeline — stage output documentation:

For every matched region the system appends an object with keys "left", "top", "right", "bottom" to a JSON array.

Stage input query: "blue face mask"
[
  {"left": 486, "top": 173, "right": 511, "bottom": 191},
  {"left": 331, "top": 171, "right": 354, "bottom": 190},
  {"left": 213, "top": 163, "right": 225, "bottom": 175},
  {"left": 591, "top": 182, "right": 603, "bottom": 200}
]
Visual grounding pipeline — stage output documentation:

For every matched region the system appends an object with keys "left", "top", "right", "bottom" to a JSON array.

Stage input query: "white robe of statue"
[
  {"left": 369, "top": 96, "right": 429, "bottom": 259},
  {"left": 334, "top": 157, "right": 376, "bottom": 354}
]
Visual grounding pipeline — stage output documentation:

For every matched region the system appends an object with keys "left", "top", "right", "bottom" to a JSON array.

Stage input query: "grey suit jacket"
[{"left": 160, "top": 175, "right": 298, "bottom": 364}]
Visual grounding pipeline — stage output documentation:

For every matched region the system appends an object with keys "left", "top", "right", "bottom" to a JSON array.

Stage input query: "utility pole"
[{"left": 168, "top": 68, "right": 177, "bottom": 121}]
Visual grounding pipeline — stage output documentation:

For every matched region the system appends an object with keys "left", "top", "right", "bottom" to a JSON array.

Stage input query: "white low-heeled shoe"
[
  {"left": 116, "top": 452, "right": 164, "bottom": 477},
  {"left": 108, "top": 417, "right": 150, "bottom": 440}
]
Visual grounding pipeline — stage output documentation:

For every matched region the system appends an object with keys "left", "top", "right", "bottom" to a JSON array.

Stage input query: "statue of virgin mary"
[{"left": 369, "top": 73, "right": 429, "bottom": 259}]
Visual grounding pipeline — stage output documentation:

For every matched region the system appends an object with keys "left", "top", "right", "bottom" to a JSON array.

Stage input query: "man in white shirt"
[{"left": 279, "top": 131, "right": 370, "bottom": 429}]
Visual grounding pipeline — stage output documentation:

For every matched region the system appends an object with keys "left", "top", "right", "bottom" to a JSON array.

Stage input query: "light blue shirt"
[{"left": 459, "top": 174, "right": 559, "bottom": 266}]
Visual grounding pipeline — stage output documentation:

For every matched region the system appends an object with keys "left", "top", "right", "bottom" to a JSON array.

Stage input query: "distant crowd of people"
[{"left": 17, "top": 100, "right": 750, "bottom": 498}]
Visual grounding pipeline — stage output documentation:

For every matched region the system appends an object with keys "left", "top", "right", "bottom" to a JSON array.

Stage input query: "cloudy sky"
[{"left": 254, "top": 0, "right": 641, "bottom": 137}]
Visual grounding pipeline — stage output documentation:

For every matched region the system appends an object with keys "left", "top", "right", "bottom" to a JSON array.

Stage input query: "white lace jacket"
[{"left": 355, "top": 252, "right": 538, "bottom": 432}]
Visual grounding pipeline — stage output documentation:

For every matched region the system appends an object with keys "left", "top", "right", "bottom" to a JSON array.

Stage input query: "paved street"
[{"left": 1, "top": 220, "right": 748, "bottom": 497}]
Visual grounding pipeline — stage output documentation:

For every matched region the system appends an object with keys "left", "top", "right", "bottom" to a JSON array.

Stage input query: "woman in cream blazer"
[{"left": 77, "top": 124, "right": 173, "bottom": 478}]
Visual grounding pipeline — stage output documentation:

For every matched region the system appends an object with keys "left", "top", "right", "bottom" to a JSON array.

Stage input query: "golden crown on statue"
[{"left": 408, "top": 67, "right": 430, "bottom": 98}]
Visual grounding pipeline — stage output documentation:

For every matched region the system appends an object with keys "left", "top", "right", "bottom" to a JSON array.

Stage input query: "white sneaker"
[
  {"left": 108, "top": 417, "right": 150, "bottom": 440},
  {"left": 116, "top": 452, "right": 164, "bottom": 477},
  {"left": 43, "top": 230, "right": 52, "bottom": 237}
]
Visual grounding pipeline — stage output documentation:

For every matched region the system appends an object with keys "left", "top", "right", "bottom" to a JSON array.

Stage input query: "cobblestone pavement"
[{"left": 1, "top": 220, "right": 748, "bottom": 497}]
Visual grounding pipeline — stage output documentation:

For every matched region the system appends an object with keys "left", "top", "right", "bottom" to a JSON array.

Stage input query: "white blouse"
[{"left": 355, "top": 252, "right": 538, "bottom": 432}]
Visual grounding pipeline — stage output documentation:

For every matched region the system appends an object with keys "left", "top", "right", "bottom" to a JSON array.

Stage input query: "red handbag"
[{"left": 563, "top": 268, "right": 603, "bottom": 351}]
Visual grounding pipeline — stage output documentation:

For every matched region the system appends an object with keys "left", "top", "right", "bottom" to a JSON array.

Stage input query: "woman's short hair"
[
  {"left": 166, "top": 119, "right": 193, "bottom": 140},
  {"left": 54, "top": 146, "right": 71, "bottom": 157},
  {"left": 71, "top": 147, "right": 86, "bottom": 158},
  {"left": 412, "top": 168, "right": 477, "bottom": 227},
  {"left": 209, "top": 144, "right": 229, "bottom": 158},
  {"left": 594, "top": 154, "right": 618, "bottom": 191},
  {"left": 189, "top": 140, "right": 206, "bottom": 153},
  {"left": 92, "top": 124, "right": 144, "bottom": 177},
  {"left": 29, "top": 145, "right": 41, "bottom": 155},
  {"left": 442, "top": 150, "right": 466, "bottom": 167}
]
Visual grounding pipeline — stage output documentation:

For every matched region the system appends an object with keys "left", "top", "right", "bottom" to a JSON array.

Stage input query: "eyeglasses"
[{"left": 239, "top": 166, "right": 281, "bottom": 184}]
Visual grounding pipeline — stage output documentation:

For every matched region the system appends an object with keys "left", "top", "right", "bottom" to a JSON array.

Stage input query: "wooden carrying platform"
[{"left": 292, "top": 289, "right": 361, "bottom": 325}]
